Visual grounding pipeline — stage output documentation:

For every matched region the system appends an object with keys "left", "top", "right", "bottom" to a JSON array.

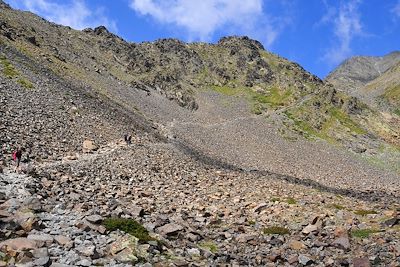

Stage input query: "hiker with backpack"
[
  {"left": 12, "top": 147, "right": 22, "bottom": 172},
  {"left": 124, "top": 134, "right": 132, "bottom": 145}
]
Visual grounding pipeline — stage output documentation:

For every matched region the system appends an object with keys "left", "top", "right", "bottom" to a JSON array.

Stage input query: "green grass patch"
[
  {"left": 354, "top": 210, "right": 378, "bottom": 216},
  {"left": 17, "top": 78, "right": 34, "bottom": 89},
  {"left": 284, "top": 111, "right": 319, "bottom": 139},
  {"left": 102, "top": 217, "right": 154, "bottom": 242},
  {"left": 351, "top": 229, "right": 382, "bottom": 238},
  {"left": 0, "top": 251, "right": 11, "bottom": 263},
  {"left": 384, "top": 85, "right": 400, "bottom": 104},
  {"left": 251, "top": 103, "right": 263, "bottom": 114},
  {"left": 284, "top": 105, "right": 366, "bottom": 142},
  {"left": 161, "top": 252, "right": 179, "bottom": 261},
  {"left": 210, "top": 84, "right": 293, "bottom": 114},
  {"left": 263, "top": 226, "right": 290, "bottom": 235},
  {"left": 270, "top": 197, "right": 280, "bottom": 202},
  {"left": 198, "top": 241, "right": 218, "bottom": 253},
  {"left": 259, "top": 51, "right": 286, "bottom": 72},
  {"left": 329, "top": 108, "right": 366, "bottom": 135},
  {"left": 319, "top": 116, "right": 339, "bottom": 144},
  {"left": 331, "top": 204, "right": 345, "bottom": 210},
  {"left": 211, "top": 85, "right": 240, "bottom": 96},
  {"left": 0, "top": 56, "right": 19, "bottom": 78},
  {"left": 257, "top": 87, "right": 292, "bottom": 108},
  {"left": 394, "top": 109, "right": 400, "bottom": 116},
  {"left": 285, "top": 198, "right": 297, "bottom": 205}
]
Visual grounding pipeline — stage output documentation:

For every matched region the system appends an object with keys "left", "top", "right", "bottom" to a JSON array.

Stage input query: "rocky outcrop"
[{"left": 0, "top": 0, "right": 11, "bottom": 9}]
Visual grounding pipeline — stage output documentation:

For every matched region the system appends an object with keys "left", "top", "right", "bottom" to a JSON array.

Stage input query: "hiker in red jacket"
[{"left": 13, "top": 147, "right": 22, "bottom": 172}]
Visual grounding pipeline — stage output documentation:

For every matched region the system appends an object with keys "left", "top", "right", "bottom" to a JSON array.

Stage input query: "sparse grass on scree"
[
  {"left": 263, "top": 226, "right": 290, "bottom": 235},
  {"left": 211, "top": 84, "right": 293, "bottom": 114},
  {"left": 17, "top": 78, "right": 34, "bottom": 89},
  {"left": 198, "top": 241, "right": 218, "bottom": 253},
  {"left": 384, "top": 85, "right": 400, "bottom": 104},
  {"left": 351, "top": 229, "right": 382, "bottom": 238},
  {"left": 0, "top": 55, "right": 19, "bottom": 78},
  {"left": 331, "top": 204, "right": 346, "bottom": 210},
  {"left": 1, "top": 55, "right": 35, "bottom": 89},
  {"left": 354, "top": 209, "right": 378, "bottom": 216},
  {"left": 285, "top": 197, "right": 297, "bottom": 204},
  {"left": 102, "top": 217, "right": 154, "bottom": 242}
]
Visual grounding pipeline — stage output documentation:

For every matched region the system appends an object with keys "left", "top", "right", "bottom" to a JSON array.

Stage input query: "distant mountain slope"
[
  {"left": 325, "top": 51, "right": 400, "bottom": 110},
  {"left": 363, "top": 61, "right": 400, "bottom": 113}
]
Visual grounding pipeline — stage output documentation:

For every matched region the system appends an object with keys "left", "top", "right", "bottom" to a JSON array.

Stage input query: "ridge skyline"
[{"left": 6, "top": 0, "right": 400, "bottom": 78}]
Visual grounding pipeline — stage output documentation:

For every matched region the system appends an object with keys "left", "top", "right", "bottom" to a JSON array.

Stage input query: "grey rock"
[
  {"left": 31, "top": 247, "right": 49, "bottom": 258},
  {"left": 156, "top": 223, "right": 183, "bottom": 236},
  {"left": 187, "top": 248, "right": 200, "bottom": 257},
  {"left": 85, "top": 214, "right": 103, "bottom": 224},
  {"left": 27, "top": 234, "right": 54, "bottom": 246},
  {"left": 54, "top": 235, "right": 73, "bottom": 248},
  {"left": 75, "top": 245, "right": 98, "bottom": 258},
  {"left": 253, "top": 203, "right": 268, "bottom": 213},
  {"left": 298, "top": 254, "right": 313, "bottom": 265},
  {"left": 23, "top": 197, "right": 42, "bottom": 212},
  {"left": 302, "top": 224, "right": 318, "bottom": 234},
  {"left": 353, "top": 257, "right": 371, "bottom": 267},
  {"left": 75, "top": 259, "right": 92, "bottom": 267},
  {"left": 126, "top": 205, "right": 144, "bottom": 217},
  {"left": 33, "top": 257, "right": 51, "bottom": 267},
  {"left": 382, "top": 217, "right": 399, "bottom": 227},
  {"left": 332, "top": 236, "right": 350, "bottom": 250}
]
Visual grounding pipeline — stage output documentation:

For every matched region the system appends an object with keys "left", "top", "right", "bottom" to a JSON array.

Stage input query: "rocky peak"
[
  {"left": 326, "top": 51, "right": 400, "bottom": 93},
  {"left": 93, "top": 26, "right": 111, "bottom": 35},
  {"left": 83, "top": 26, "right": 123, "bottom": 41},
  {"left": 82, "top": 26, "right": 110, "bottom": 35},
  {"left": 385, "top": 50, "right": 400, "bottom": 57},
  {"left": 154, "top": 38, "right": 189, "bottom": 53},
  {"left": 0, "top": 0, "right": 11, "bottom": 9},
  {"left": 217, "top": 36, "right": 265, "bottom": 51}
]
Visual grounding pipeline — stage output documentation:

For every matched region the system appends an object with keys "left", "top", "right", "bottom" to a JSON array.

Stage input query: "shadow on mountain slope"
[{"left": 172, "top": 139, "right": 399, "bottom": 205}]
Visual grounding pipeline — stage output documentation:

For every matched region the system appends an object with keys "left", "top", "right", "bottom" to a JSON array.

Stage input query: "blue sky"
[{"left": 6, "top": 0, "right": 400, "bottom": 78}]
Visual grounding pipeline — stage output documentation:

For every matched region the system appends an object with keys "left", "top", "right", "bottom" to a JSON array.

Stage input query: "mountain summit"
[{"left": 326, "top": 51, "right": 400, "bottom": 111}]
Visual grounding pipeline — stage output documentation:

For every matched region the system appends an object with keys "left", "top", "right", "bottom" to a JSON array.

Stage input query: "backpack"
[{"left": 12, "top": 151, "right": 17, "bottom": 161}]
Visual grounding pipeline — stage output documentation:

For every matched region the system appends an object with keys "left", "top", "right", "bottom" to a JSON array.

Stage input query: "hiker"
[
  {"left": 13, "top": 147, "right": 22, "bottom": 172},
  {"left": 124, "top": 133, "right": 132, "bottom": 145},
  {"left": 124, "top": 134, "right": 128, "bottom": 144}
]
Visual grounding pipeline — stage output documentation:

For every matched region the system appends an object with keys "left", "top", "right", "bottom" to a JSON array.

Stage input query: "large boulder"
[
  {"left": 0, "top": 238, "right": 39, "bottom": 257},
  {"left": 82, "top": 140, "right": 98, "bottom": 153}
]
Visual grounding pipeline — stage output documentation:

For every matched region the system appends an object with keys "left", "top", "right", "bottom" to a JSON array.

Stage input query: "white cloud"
[
  {"left": 392, "top": 0, "right": 400, "bottom": 17},
  {"left": 321, "top": 0, "right": 363, "bottom": 66},
  {"left": 8, "top": 0, "right": 117, "bottom": 32},
  {"left": 129, "top": 0, "right": 290, "bottom": 48}
]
